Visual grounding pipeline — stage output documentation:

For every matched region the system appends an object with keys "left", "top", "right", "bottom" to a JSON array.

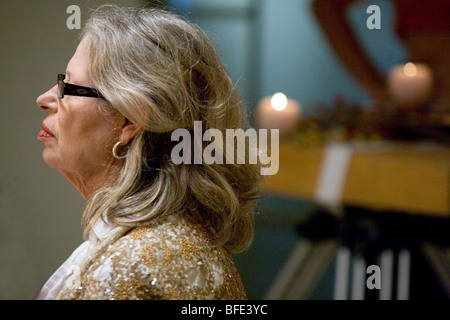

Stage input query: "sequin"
[{"left": 57, "top": 216, "right": 247, "bottom": 300}]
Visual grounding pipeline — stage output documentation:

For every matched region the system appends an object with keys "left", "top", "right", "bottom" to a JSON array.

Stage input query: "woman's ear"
[{"left": 120, "top": 118, "right": 142, "bottom": 146}]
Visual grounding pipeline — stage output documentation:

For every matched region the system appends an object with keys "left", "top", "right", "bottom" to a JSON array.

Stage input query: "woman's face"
[{"left": 37, "top": 39, "right": 123, "bottom": 198}]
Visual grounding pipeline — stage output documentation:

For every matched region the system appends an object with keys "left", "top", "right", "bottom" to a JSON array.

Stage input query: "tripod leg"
[
  {"left": 380, "top": 249, "right": 394, "bottom": 300},
  {"left": 286, "top": 240, "right": 338, "bottom": 299},
  {"left": 396, "top": 249, "right": 410, "bottom": 300},
  {"left": 265, "top": 240, "right": 314, "bottom": 299},
  {"left": 334, "top": 246, "right": 351, "bottom": 300},
  {"left": 421, "top": 241, "right": 450, "bottom": 298},
  {"left": 265, "top": 239, "right": 338, "bottom": 299},
  {"left": 351, "top": 254, "right": 366, "bottom": 300}
]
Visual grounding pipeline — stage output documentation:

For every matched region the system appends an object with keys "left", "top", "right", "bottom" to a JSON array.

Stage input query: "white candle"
[
  {"left": 255, "top": 92, "right": 302, "bottom": 136},
  {"left": 387, "top": 62, "right": 434, "bottom": 107}
]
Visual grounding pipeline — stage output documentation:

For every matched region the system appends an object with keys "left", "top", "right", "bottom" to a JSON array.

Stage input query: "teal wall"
[{"left": 170, "top": 0, "right": 406, "bottom": 114}]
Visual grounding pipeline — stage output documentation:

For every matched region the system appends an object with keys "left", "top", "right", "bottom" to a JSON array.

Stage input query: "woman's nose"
[{"left": 37, "top": 85, "right": 58, "bottom": 112}]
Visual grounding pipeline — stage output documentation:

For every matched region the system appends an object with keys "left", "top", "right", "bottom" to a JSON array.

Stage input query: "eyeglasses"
[{"left": 57, "top": 74, "right": 104, "bottom": 99}]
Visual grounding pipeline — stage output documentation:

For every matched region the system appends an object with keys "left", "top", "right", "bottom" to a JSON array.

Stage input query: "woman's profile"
[{"left": 36, "top": 5, "right": 262, "bottom": 300}]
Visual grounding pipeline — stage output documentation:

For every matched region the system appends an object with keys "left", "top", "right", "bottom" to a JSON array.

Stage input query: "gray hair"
[{"left": 80, "top": 5, "right": 262, "bottom": 252}]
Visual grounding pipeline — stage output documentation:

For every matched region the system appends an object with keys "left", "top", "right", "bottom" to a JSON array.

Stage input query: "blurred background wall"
[
  {"left": 0, "top": 0, "right": 413, "bottom": 299},
  {"left": 170, "top": 0, "right": 406, "bottom": 113}
]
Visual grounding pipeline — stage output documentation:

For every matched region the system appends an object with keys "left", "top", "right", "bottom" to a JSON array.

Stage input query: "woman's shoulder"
[
  {"left": 123, "top": 215, "right": 216, "bottom": 251},
  {"left": 81, "top": 216, "right": 247, "bottom": 300}
]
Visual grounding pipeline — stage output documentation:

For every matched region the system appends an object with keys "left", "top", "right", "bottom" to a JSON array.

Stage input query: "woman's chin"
[{"left": 42, "top": 149, "right": 60, "bottom": 169}]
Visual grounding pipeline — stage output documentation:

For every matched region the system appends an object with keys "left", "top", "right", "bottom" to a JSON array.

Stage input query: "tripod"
[{"left": 264, "top": 208, "right": 450, "bottom": 300}]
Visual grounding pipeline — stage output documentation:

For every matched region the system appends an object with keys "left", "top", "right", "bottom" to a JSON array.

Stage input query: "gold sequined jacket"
[{"left": 56, "top": 216, "right": 247, "bottom": 300}]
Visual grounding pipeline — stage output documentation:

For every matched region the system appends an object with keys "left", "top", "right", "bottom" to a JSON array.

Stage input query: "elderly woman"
[{"left": 36, "top": 5, "right": 262, "bottom": 300}]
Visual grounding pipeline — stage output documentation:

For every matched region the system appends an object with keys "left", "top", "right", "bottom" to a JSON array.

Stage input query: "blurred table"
[{"left": 262, "top": 141, "right": 450, "bottom": 216}]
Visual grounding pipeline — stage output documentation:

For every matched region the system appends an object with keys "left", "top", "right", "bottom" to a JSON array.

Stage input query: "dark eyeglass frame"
[{"left": 57, "top": 74, "right": 105, "bottom": 99}]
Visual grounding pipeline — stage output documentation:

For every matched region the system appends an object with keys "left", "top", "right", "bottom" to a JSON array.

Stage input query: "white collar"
[
  {"left": 37, "top": 215, "right": 114, "bottom": 300},
  {"left": 88, "top": 216, "right": 113, "bottom": 245}
]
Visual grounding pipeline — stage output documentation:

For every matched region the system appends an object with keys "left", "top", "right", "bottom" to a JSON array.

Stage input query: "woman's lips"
[{"left": 38, "top": 123, "right": 55, "bottom": 138}]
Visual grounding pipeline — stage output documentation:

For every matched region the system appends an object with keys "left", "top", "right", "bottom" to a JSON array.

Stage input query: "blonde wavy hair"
[{"left": 80, "top": 5, "right": 263, "bottom": 252}]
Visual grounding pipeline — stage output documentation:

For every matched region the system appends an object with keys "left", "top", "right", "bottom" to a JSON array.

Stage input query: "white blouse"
[{"left": 36, "top": 219, "right": 112, "bottom": 300}]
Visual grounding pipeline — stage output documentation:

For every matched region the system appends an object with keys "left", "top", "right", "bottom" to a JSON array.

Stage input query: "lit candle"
[
  {"left": 255, "top": 92, "right": 302, "bottom": 137},
  {"left": 387, "top": 62, "right": 434, "bottom": 107}
]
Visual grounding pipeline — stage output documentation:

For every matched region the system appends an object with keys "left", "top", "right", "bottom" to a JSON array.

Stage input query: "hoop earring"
[{"left": 112, "top": 141, "right": 127, "bottom": 160}]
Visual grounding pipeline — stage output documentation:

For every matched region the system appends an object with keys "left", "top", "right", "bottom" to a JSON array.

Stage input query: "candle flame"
[
  {"left": 271, "top": 92, "right": 288, "bottom": 111},
  {"left": 403, "top": 62, "right": 417, "bottom": 77}
]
